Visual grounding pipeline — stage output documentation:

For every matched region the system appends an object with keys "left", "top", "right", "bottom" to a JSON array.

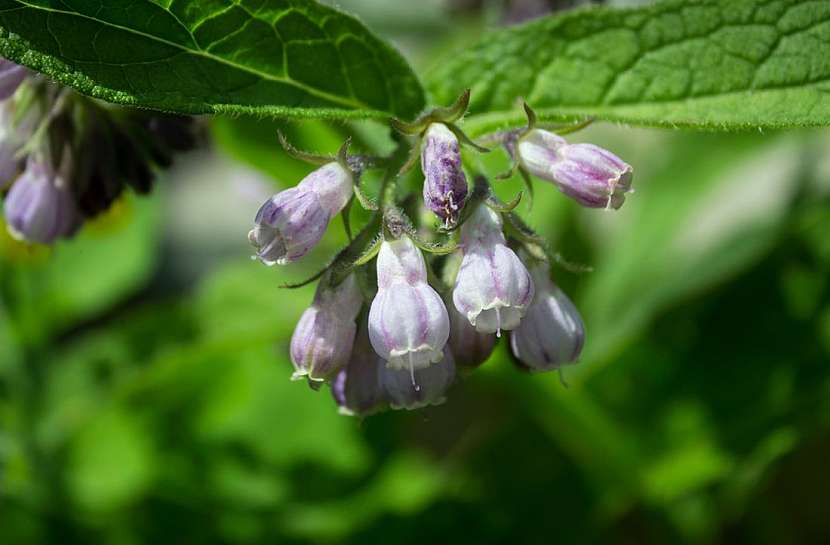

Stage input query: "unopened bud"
[
  {"left": 421, "top": 123, "right": 468, "bottom": 226},
  {"left": 518, "top": 129, "right": 632, "bottom": 209}
]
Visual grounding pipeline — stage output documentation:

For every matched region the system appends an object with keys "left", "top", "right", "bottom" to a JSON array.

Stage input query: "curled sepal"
[
  {"left": 278, "top": 266, "right": 329, "bottom": 289},
  {"left": 277, "top": 131, "right": 334, "bottom": 166},
  {"left": 518, "top": 167, "right": 535, "bottom": 209},
  {"left": 495, "top": 160, "right": 519, "bottom": 181},
  {"left": 430, "top": 88, "right": 471, "bottom": 124},
  {"left": 544, "top": 117, "right": 594, "bottom": 136},
  {"left": 502, "top": 212, "right": 544, "bottom": 246},
  {"left": 523, "top": 102, "right": 538, "bottom": 131},
  {"left": 391, "top": 89, "right": 471, "bottom": 135},
  {"left": 353, "top": 179, "right": 379, "bottom": 211},
  {"left": 397, "top": 137, "right": 421, "bottom": 176},
  {"left": 352, "top": 234, "right": 383, "bottom": 266},
  {"left": 486, "top": 190, "right": 523, "bottom": 213},
  {"left": 409, "top": 232, "right": 459, "bottom": 256},
  {"left": 341, "top": 197, "right": 354, "bottom": 241},
  {"left": 446, "top": 123, "right": 490, "bottom": 153},
  {"left": 521, "top": 103, "right": 593, "bottom": 136}
]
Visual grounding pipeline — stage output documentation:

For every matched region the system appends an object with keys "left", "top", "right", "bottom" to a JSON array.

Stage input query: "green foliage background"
[{"left": 2, "top": 1, "right": 830, "bottom": 544}]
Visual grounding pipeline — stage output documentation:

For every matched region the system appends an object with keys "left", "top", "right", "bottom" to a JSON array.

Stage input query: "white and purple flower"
[
  {"left": 290, "top": 273, "right": 363, "bottom": 382},
  {"left": 510, "top": 262, "right": 585, "bottom": 371},
  {"left": 4, "top": 158, "right": 79, "bottom": 244},
  {"left": 452, "top": 205, "right": 534, "bottom": 335},
  {"left": 249, "top": 161, "right": 353, "bottom": 265},
  {"left": 368, "top": 236, "right": 450, "bottom": 371},
  {"left": 518, "top": 128, "right": 633, "bottom": 209}
]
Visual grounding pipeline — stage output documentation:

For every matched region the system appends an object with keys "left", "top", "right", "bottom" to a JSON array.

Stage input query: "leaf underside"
[
  {"left": 0, "top": 0, "right": 426, "bottom": 119},
  {"left": 428, "top": 0, "right": 830, "bottom": 133}
]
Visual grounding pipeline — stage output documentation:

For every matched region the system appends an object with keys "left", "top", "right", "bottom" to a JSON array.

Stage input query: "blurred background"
[{"left": 2, "top": 1, "right": 830, "bottom": 544}]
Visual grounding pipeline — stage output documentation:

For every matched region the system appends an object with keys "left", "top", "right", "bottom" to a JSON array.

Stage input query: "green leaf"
[
  {"left": 428, "top": 0, "right": 830, "bottom": 132},
  {"left": 0, "top": 0, "right": 425, "bottom": 119}
]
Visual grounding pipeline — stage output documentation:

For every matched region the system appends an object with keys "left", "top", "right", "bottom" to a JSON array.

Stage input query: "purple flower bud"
[
  {"left": 290, "top": 274, "right": 363, "bottom": 382},
  {"left": 452, "top": 205, "right": 534, "bottom": 335},
  {"left": 518, "top": 129, "right": 633, "bottom": 210},
  {"left": 368, "top": 236, "right": 450, "bottom": 371},
  {"left": 0, "top": 59, "right": 27, "bottom": 101},
  {"left": 378, "top": 347, "right": 456, "bottom": 410},
  {"left": 447, "top": 295, "right": 496, "bottom": 370},
  {"left": 4, "top": 159, "right": 79, "bottom": 244},
  {"left": 249, "top": 162, "right": 352, "bottom": 265},
  {"left": 510, "top": 263, "right": 585, "bottom": 371},
  {"left": 331, "top": 325, "right": 387, "bottom": 417},
  {"left": 421, "top": 123, "right": 468, "bottom": 227}
]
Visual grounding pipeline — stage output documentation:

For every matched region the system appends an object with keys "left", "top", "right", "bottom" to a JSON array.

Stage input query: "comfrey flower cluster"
[
  {"left": 249, "top": 92, "right": 633, "bottom": 416},
  {"left": 0, "top": 58, "right": 198, "bottom": 245}
]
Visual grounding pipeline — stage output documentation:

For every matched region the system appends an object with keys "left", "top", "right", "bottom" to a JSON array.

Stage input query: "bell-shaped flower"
[
  {"left": 421, "top": 123, "right": 468, "bottom": 227},
  {"left": 510, "top": 262, "right": 585, "bottom": 371},
  {"left": 331, "top": 324, "right": 387, "bottom": 417},
  {"left": 249, "top": 162, "right": 352, "bottom": 265},
  {"left": 368, "top": 236, "right": 450, "bottom": 371},
  {"left": 378, "top": 347, "right": 456, "bottom": 410},
  {"left": 0, "top": 59, "right": 27, "bottom": 101},
  {"left": 290, "top": 274, "right": 363, "bottom": 382},
  {"left": 452, "top": 205, "right": 534, "bottom": 335},
  {"left": 518, "top": 128, "right": 633, "bottom": 209},
  {"left": 4, "top": 158, "right": 79, "bottom": 244}
]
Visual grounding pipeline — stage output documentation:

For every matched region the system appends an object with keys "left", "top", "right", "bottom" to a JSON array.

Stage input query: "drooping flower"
[
  {"left": 368, "top": 236, "right": 450, "bottom": 371},
  {"left": 249, "top": 162, "right": 353, "bottom": 265},
  {"left": 4, "top": 158, "right": 79, "bottom": 244},
  {"left": 421, "top": 122, "right": 468, "bottom": 227},
  {"left": 510, "top": 262, "right": 585, "bottom": 371},
  {"left": 517, "top": 128, "right": 633, "bottom": 209},
  {"left": 378, "top": 347, "right": 456, "bottom": 410},
  {"left": 331, "top": 324, "right": 387, "bottom": 417},
  {"left": 0, "top": 59, "right": 27, "bottom": 101},
  {"left": 452, "top": 205, "right": 534, "bottom": 335},
  {"left": 290, "top": 273, "right": 363, "bottom": 382}
]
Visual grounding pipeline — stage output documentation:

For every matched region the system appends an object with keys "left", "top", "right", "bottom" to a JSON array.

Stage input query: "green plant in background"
[{"left": 0, "top": 0, "right": 829, "bottom": 544}]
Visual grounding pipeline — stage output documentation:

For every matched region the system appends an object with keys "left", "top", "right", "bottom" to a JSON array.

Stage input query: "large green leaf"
[
  {"left": 428, "top": 0, "right": 830, "bottom": 132},
  {"left": 0, "top": 0, "right": 425, "bottom": 119}
]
